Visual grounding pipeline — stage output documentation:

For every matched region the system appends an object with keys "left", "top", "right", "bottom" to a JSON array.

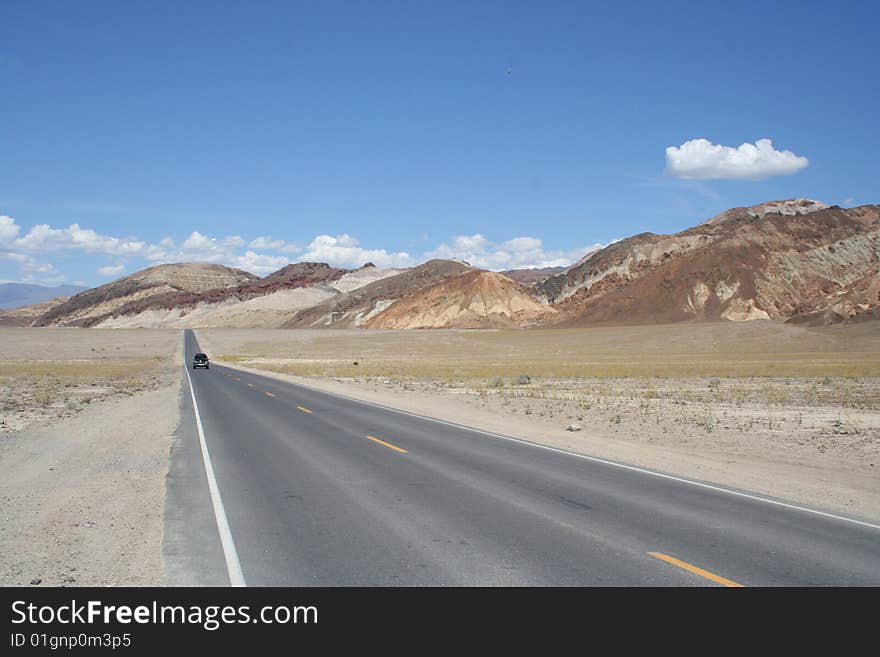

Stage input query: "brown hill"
[
  {"left": 501, "top": 266, "right": 567, "bottom": 287},
  {"left": 237, "top": 262, "right": 347, "bottom": 299},
  {"left": 284, "top": 259, "right": 472, "bottom": 328},
  {"left": 702, "top": 198, "right": 829, "bottom": 226},
  {"left": 365, "top": 270, "right": 555, "bottom": 329},
  {"left": 537, "top": 204, "right": 880, "bottom": 326},
  {"left": 785, "top": 270, "right": 880, "bottom": 325},
  {"left": 31, "top": 261, "right": 410, "bottom": 329},
  {"left": 27, "top": 199, "right": 879, "bottom": 330},
  {"left": 101, "top": 261, "right": 349, "bottom": 318},
  {"left": 35, "top": 263, "right": 257, "bottom": 327}
]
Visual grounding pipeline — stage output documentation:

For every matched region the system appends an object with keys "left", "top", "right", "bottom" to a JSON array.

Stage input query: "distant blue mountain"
[{"left": 0, "top": 283, "right": 88, "bottom": 310}]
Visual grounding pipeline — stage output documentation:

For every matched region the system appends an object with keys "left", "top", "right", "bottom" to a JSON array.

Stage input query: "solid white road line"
[
  {"left": 184, "top": 333, "right": 247, "bottom": 587},
  {"left": 258, "top": 368, "right": 880, "bottom": 533}
]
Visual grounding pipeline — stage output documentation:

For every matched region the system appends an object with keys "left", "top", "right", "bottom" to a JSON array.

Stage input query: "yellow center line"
[
  {"left": 648, "top": 552, "right": 743, "bottom": 587},
  {"left": 297, "top": 406, "right": 312, "bottom": 414},
  {"left": 265, "top": 392, "right": 275, "bottom": 397},
  {"left": 366, "top": 435, "right": 407, "bottom": 454}
]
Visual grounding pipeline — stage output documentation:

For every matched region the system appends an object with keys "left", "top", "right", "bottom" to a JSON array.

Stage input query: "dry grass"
[
  {"left": 0, "top": 328, "right": 179, "bottom": 432},
  {"left": 198, "top": 322, "right": 880, "bottom": 467},
  {"left": 204, "top": 321, "right": 880, "bottom": 381}
]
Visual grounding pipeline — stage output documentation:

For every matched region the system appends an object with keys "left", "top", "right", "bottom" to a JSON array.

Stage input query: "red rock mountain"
[
  {"left": 283, "top": 260, "right": 473, "bottom": 328},
  {"left": 35, "top": 263, "right": 257, "bottom": 327},
  {"left": 24, "top": 199, "right": 880, "bottom": 329},
  {"left": 501, "top": 266, "right": 567, "bottom": 287},
  {"left": 535, "top": 204, "right": 879, "bottom": 326},
  {"left": 364, "top": 270, "right": 554, "bottom": 329}
]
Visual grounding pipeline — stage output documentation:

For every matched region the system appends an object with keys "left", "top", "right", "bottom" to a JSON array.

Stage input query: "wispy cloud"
[
  {"left": 97, "top": 264, "right": 125, "bottom": 277},
  {"left": 621, "top": 172, "right": 721, "bottom": 201}
]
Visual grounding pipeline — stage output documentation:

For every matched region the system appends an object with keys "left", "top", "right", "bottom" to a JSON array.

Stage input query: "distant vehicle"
[{"left": 193, "top": 353, "right": 210, "bottom": 370}]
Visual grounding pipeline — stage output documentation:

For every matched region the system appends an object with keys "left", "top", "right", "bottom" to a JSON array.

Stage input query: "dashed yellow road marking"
[
  {"left": 366, "top": 435, "right": 407, "bottom": 454},
  {"left": 265, "top": 392, "right": 275, "bottom": 397},
  {"left": 648, "top": 552, "right": 743, "bottom": 587},
  {"left": 297, "top": 406, "right": 312, "bottom": 414}
]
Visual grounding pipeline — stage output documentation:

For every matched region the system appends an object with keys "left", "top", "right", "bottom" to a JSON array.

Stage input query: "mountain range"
[
  {"left": 0, "top": 283, "right": 87, "bottom": 310},
  {"left": 3, "top": 199, "right": 877, "bottom": 329}
]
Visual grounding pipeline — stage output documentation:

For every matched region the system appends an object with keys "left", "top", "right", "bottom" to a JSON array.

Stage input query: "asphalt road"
[{"left": 164, "top": 330, "right": 880, "bottom": 586}]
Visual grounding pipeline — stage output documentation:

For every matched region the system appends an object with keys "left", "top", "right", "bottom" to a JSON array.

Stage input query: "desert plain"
[{"left": 1, "top": 321, "right": 878, "bottom": 585}]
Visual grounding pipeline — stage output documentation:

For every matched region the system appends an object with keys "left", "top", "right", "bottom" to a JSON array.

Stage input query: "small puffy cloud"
[
  {"left": 0, "top": 213, "right": 605, "bottom": 285},
  {"left": 22, "top": 260, "right": 59, "bottom": 275},
  {"left": 11, "top": 222, "right": 147, "bottom": 255},
  {"left": 425, "top": 234, "right": 600, "bottom": 270},
  {"left": 0, "top": 215, "right": 21, "bottom": 243},
  {"left": 249, "top": 236, "right": 286, "bottom": 250},
  {"left": 181, "top": 231, "right": 216, "bottom": 250},
  {"left": 0, "top": 249, "right": 65, "bottom": 284},
  {"left": 665, "top": 138, "right": 809, "bottom": 180},
  {"left": 171, "top": 231, "right": 259, "bottom": 263},
  {"left": 301, "top": 234, "right": 415, "bottom": 269},
  {"left": 232, "top": 251, "right": 289, "bottom": 275},
  {"left": 20, "top": 273, "right": 67, "bottom": 285},
  {"left": 1, "top": 251, "right": 57, "bottom": 274},
  {"left": 0, "top": 252, "right": 30, "bottom": 264},
  {"left": 97, "top": 264, "right": 125, "bottom": 277},
  {"left": 1, "top": 217, "right": 149, "bottom": 262}
]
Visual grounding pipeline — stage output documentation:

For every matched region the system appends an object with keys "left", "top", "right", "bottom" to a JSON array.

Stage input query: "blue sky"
[{"left": 1, "top": 0, "right": 877, "bottom": 285}]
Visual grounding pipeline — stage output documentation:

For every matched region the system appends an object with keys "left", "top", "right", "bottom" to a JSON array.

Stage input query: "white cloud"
[
  {"left": 22, "top": 261, "right": 59, "bottom": 275},
  {"left": 0, "top": 250, "right": 64, "bottom": 284},
  {"left": 665, "top": 138, "right": 809, "bottom": 180},
  {"left": 1, "top": 251, "right": 57, "bottom": 274},
  {"left": 249, "top": 236, "right": 286, "bottom": 250},
  {"left": 300, "top": 234, "right": 415, "bottom": 269},
  {"left": 10, "top": 222, "right": 148, "bottom": 255},
  {"left": 0, "top": 252, "right": 30, "bottom": 264},
  {"left": 97, "top": 264, "right": 125, "bottom": 277},
  {"left": 0, "top": 215, "right": 20, "bottom": 243},
  {"left": 231, "top": 251, "right": 289, "bottom": 275},
  {"left": 425, "top": 234, "right": 600, "bottom": 270},
  {"left": 0, "top": 213, "right": 603, "bottom": 285},
  {"left": 19, "top": 273, "right": 67, "bottom": 286},
  {"left": 167, "top": 231, "right": 265, "bottom": 265},
  {"left": 181, "top": 231, "right": 216, "bottom": 250}
]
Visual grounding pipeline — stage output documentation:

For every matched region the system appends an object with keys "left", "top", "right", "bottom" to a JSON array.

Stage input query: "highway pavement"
[{"left": 163, "top": 330, "right": 880, "bottom": 586}]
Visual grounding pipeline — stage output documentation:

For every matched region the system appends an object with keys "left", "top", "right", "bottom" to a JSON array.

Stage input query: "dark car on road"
[{"left": 193, "top": 353, "right": 210, "bottom": 370}]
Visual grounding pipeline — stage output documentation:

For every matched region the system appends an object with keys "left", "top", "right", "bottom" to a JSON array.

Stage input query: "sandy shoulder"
[
  {"left": 0, "top": 371, "right": 181, "bottom": 587},
  {"left": 205, "top": 353, "right": 880, "bottom": 525}
]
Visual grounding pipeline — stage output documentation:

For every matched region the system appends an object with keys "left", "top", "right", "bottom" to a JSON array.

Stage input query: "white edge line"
[
  {"left": 216, "top": 357, "right": 880, "bottom": 533},
  {"left": 184, "top": 332, "right": 247, "bottom": 587}
]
